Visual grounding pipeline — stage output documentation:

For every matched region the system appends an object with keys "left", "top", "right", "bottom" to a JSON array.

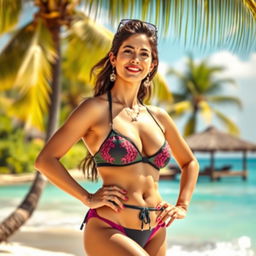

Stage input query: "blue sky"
[
  {"left": 1, "top": 5, "right": 255, "bottom": 151},
  {"left": 157, "top": 41, "right": 256, "bottom": 144}
]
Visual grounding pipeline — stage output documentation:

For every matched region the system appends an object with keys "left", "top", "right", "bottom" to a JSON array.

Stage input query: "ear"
[
  {"left": 109, "top": 52, "right": 116, "bottom": 66},
  {"left": 149, "top": 60, "right": 157, "bottom": 73}
]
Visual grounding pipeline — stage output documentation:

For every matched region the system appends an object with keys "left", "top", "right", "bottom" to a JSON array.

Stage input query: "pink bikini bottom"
[{"left": 80, "top": 206, "right": 165, "bottom": 248}]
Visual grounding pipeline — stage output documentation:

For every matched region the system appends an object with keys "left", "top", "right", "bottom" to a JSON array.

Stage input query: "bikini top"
[{"left": 92, "top": 90, "right": 171, "bottom": 171}]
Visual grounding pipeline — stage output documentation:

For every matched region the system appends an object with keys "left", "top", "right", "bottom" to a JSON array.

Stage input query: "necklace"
[{"left": 125, "top": 105, "right": 141, "bottom": 122}]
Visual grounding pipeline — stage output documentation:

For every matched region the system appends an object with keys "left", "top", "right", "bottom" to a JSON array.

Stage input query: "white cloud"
[
  {"left": 164, "top": 51, "right": 256, "bottom": 80},
  {"left": 208, "top": 51, "right": 256, "bottom": 79}
]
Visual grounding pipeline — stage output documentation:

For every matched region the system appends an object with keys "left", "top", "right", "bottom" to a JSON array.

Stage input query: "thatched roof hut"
[
  {"left": 185, "top": 126, "right": 256, "bottom": 181},
  {"left": 186, "top": 126, "right": 256, "bottom": 152}
]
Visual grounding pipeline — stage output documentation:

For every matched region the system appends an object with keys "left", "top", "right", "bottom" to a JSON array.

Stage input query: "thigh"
[
  {"left": 144, "top": 226, "right": 167, "bottom": 256},
  {"left": 83, "top": 217, "right": 150, "bottom": 256}
]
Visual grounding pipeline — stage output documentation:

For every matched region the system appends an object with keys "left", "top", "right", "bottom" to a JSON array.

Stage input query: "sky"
[{"left": 0, "top": 4, "right": 255, "bottom": 153}]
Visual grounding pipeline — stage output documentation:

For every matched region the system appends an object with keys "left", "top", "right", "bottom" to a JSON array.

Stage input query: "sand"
[{"left": 1, "top": 228, "right": 84, "bottom": 256}]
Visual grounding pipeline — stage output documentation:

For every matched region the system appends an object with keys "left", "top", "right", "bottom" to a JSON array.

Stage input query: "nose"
[{"left": 130, "top": 53, "right": 140, "bottom": 64}]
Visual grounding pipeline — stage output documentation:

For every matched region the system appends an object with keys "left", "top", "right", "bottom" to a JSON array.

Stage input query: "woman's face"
[{"left": 109, "top": 33, "right": 156, "bottom": 84}]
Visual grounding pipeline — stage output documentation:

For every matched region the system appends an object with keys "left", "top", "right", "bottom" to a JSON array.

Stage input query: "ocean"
[{"left": 1, "top": 157, "right": 256, "bottom": 255}]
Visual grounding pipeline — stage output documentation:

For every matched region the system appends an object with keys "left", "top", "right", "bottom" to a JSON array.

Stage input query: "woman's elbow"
[
  {"left": 34, "top": 154, "right": 43, "bottom": 170},
  {"left": 192, "top": 158, "right": 200, "bottom": 173},
  {"left": 34, "top": 153, "right": 49, "bottom": 171}
]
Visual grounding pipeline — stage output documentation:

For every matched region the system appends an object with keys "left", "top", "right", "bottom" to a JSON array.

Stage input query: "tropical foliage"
[{"left": 167, "top": 55, "right": 242, "bottom": 137}]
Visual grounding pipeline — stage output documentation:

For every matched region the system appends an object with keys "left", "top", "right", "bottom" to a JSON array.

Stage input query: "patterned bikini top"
[{"left": 93, "top": 90, "right": 171, "bottom": 171}]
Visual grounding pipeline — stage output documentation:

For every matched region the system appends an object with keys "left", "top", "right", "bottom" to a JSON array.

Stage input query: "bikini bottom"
[{"left": 80, "top": 203, "right": 165, "bottom": 248}]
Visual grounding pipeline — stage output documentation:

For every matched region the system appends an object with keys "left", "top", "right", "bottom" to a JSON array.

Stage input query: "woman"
[{"left": 35, "top": 19, "right": 200, "bottom": 256}]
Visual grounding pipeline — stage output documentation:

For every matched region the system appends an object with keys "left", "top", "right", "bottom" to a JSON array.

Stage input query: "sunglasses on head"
[{"left": 117, "top": 19, "right": 158, "bottom": 39}]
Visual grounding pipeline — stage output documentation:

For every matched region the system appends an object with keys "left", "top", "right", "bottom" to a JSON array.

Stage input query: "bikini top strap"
[
  {"left": 107, "top": 90, "right": 113, "bottom": 127},
  {"left": 141, "top": 102, "right": 165, "bottom": 134}
]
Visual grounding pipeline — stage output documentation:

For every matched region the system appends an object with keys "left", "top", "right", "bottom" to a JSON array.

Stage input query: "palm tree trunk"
[{"left": 0, "top": 23, "right": 61, "bottom": 242}]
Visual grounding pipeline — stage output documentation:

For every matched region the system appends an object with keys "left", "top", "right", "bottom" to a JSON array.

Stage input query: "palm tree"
[
  {"left": 167, "top": 54, "right": 242, "bottom": 137},
  {"left": 0, "top": 0, "right": 255, "bottom": 241}
]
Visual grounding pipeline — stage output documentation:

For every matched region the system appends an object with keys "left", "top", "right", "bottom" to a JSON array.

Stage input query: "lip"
[{"left": 125, "top": 65, "right": 142, "bottom": 73}]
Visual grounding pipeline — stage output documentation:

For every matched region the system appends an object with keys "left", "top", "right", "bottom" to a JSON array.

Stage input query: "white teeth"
[{"left": 127, "top": 67, "right": 140, "bottom": 71}]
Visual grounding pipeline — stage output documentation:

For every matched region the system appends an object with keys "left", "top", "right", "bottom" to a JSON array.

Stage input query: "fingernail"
[
  {"left": 156, "top": 206, "right": 160, "bottom": 209},
  {"left": 156, "top": 217, "right": 160, "bottom": 222},
  {"left": 125, "top": 196, "right": 129, "bottom": 200},
  {"left": 122, "top": 190, "right": 127, "bottom": 193}
]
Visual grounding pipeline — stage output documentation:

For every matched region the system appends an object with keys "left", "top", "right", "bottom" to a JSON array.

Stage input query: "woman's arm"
[
  {"left": 34, "top": 98, "right": 99, "bottom": 206},
  {"left": 156, "top": 107, "right": 200, "bottom": 210}
]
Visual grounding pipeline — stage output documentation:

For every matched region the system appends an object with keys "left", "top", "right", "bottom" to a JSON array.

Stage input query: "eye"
[
  {"left": 141, "top": 52, "right": 150, "bottom": 57},
  {"left": 124, "top": 49, "right": 132, "bottom": 54}
]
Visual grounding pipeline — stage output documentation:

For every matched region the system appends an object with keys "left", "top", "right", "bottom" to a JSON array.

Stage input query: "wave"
[{"left": 167, "top": 236, "right": 255, "bottom": 255}]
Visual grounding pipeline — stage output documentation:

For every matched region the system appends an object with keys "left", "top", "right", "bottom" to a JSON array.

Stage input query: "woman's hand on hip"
[
  {"left": 156, "top": 201, "right": 187, "bottom": 227},
  {"left": 86, "top": 185, "right": 128, "bottom": 212}
]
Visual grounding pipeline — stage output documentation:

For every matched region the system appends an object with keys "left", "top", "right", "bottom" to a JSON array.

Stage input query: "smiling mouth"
[{"left": 125, "top": 67, "right": 142, "bottom": 73}]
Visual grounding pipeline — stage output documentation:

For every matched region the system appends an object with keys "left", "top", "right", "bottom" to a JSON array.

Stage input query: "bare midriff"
[{"left": 95, "top": 163, "right": 164, "bottom": 230}]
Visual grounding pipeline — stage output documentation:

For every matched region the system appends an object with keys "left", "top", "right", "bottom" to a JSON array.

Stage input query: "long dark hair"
[{"left": 79, "top": 19, "right": 159, "bottom": 182}]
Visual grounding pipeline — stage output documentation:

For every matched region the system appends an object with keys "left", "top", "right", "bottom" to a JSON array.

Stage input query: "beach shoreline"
[{"left": 0, "top": 170, "right": 85, "bottom": 186}]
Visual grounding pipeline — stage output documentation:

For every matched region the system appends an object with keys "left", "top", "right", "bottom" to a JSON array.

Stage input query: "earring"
[
  {"left": 110, "top": 66, "right": 116, "bottom": 82},
  {"left": 143, "top": 73, "right": 151, "bottom": 87}
]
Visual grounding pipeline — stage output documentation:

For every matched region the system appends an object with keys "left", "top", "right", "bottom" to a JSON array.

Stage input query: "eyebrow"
[{"left": 123, "top": 45, "right": 150, "bottom": 52}]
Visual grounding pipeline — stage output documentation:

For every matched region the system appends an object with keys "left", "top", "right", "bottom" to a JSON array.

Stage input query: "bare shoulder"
[
  {"left": 68, "top": 95, "right": 107, "bottom": 126},
  {"left": 35, "top": 95, "right": 108, "bottom": 160},
  {"left": 145, "top": 105, "right": 173, "bottom": 128}
]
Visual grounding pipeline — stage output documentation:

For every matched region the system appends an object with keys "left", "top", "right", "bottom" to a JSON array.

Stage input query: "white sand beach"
[
  {"left": 1, "top": 228, "right": 83, "bottom": 256},
  {"left": 0, "top": 228, "right": 254, "bottom": 256},
  {"left": 0, "top": 242, "right": 75, "bottom": 256}
]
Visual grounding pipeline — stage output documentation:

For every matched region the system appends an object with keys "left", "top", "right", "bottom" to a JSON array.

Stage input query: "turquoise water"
[{"left": 1, "top": 157, "right": 256, "bottom": 254}]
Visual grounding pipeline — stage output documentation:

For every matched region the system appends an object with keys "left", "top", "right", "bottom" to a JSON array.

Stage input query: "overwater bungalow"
[{"left": 185, "top": 126, "right": 256, "bottom": 181}]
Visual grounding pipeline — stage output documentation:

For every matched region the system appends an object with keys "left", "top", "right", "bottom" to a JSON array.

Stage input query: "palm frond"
[
  {"left": 184, "top": 112, "right": 196, "bottom": 137},
  {"left": 206, "top": 78, "right": 237, "bottom": 94},
  {"left": 0, "top": 0, "right": 22, "bottom": 35},
  {"left": 242, "top": 0, "right": 256, "bottom": 22},
  {"left": 63, "top": 12, "right": 113, "bottom": 85},
  {"left": 207, "top": 95, "right": 243, "bottom": 109},
  {"left": 172, "top": 92, "right": 187, "bottom": 102},
  {"left": 212, "top": 108, "right": 240, "bottom": 135},
  {"left": 168, "top": 100, "right": 192, "bottom": 116},
  {"left": 78, "top": 0, "right": 256, "bottom": 55},
  {"left": 0, "top": 22, "right": 35, "bottom": 91},
  {"left": 6, "top": 19, "right": 56, "bottom": 130},
  {"left": 151, "top": 73, "right": 173, "bottom": 105},
  {"left": 198, "top": 100, "right": 213, "bottom": 124}
]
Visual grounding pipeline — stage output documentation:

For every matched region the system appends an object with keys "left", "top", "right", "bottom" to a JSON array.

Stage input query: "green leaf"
[
  {"left": 207, "top": 95, "right": 243, "bottom": 109},
  {"left": 212, "top": 108, "right": 240, "bottom": 135},
  {"left": 0, "top": 0, "right": 22, "bottom": 35},
  {"left": 63, "top": 12, "right": 113, "bottom": 85},
  {"left": 198, "top": 100, "right": 213, "bottom": 124},
  {"left": 184, "top": 112, "right": 196, "bottom": 137},
  {"left": 5, "top": 20, "right": 56, "bottom": 131},
  {"left": 168, "top": 100, "right": 191, "bottom": 116},
  {"left": 152, "top": 72, "right": 173, "bottom": 105}
]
